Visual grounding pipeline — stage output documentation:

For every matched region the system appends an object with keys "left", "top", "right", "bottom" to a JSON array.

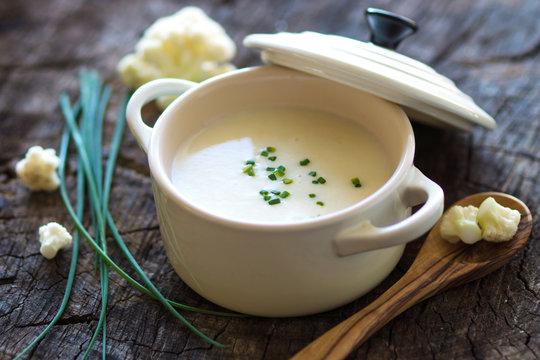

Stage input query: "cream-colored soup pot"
[{"left": 126, "top": 65, "right": 444, "bottom": 317}]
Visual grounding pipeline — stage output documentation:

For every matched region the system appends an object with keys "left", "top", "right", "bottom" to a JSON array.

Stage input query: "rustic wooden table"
[{"left": 1, "top": 0, "right": 538, "bottom": 359}]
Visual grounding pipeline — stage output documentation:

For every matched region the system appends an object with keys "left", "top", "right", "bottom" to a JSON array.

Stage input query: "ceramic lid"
[{"left": 243, "top": 9, "right": 496, "bottom": 131}]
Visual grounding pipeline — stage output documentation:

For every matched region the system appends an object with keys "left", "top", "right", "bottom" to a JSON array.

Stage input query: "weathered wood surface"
[{"left": 0, "top": 0, "right": 538, "bottom": 359}]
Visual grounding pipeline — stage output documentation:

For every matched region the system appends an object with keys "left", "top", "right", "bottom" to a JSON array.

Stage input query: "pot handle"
[
  {"left": 333, "top": 167, "right": 444, "bottom": 256},
  {"left": 126, "top": 78, "right": 198, "bottom": 154}
]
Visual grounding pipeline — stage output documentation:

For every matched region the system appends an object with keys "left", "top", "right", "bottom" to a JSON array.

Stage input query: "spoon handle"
[{"left": 291, "top": 256, "right": 454, "bottom": 360}]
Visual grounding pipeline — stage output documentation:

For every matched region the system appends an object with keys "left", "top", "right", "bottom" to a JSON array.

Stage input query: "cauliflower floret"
[
  {"left": 39, "top": 222, "right": 72, "bottom": 260},
  {"left": 117, "top": 6, "right": 236, "bottom": 92},
  {"left": 440, "top": 205, "right": 482, "bottom": 244},
  {"left": 15, "top": 146, "right": 60, "bottom": 191},
  {"left": 477, "top": 197, "right": 520, "bottom": 242}
]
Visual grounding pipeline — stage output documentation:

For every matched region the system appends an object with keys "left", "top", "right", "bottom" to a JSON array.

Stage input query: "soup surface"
[{"left": 171, "top": 107, "right": 392, "bottom": 224}]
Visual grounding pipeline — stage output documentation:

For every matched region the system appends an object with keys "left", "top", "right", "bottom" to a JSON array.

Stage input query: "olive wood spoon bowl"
[{"left": 292, "top": 192, "right": 532, "bottom": 360}]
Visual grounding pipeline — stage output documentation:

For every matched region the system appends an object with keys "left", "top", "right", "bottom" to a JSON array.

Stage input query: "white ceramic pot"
[{"left": 126, "top": 65, "right": 444, "bottom": 317}]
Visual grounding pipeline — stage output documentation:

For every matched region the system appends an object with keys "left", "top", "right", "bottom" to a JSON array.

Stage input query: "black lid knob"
[{"left": 365, "top": 8, "right": 418, "bottom": 50}]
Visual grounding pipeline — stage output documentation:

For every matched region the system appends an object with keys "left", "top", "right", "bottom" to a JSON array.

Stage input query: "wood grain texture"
[{"left": 1, "top": 0, "right": 539, "bottom": 359}]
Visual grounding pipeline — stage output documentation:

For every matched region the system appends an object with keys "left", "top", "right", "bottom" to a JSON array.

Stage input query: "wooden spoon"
[{"left": 292, "top": 192, "right": 532, "bottom": 360}]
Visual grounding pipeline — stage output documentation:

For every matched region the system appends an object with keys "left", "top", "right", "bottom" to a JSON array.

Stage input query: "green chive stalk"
[
  {"left": 78, "top": 70, "right": 111, "bottom": 359},
  {"left": 60, "top": 92, "right": 228, "bottom": 348},
  {"left": 16, "top": 71, "right": 243, "bottom": 358},
  {"left": 60, "top": 71, "right": 239, "bottom": 348},
  {"left": 14, "top": 107, "right": 84, "bottom": 360}
]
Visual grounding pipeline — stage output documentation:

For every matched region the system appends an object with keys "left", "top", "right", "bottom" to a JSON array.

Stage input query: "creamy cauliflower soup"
[{"left": 171, "top": 107, "right": 392, "bottom": 224}]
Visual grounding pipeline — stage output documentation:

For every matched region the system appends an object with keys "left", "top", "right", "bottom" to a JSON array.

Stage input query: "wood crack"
[
  {"left": 14, "top": 313, "right": 98, "bottom": 329},
  {"left": 464, "top": 37, "right": 540, "bottom": 65},
  {"left": 117, "top": 224, "right": 160, "bottom": 236},
  {"left": 0, "top": 275, "right": 16, "bottom": 285},
  {"left": 516, "top": 251, "right": 540, "bottom": 302},
  {"left": 116, "top": 157, "right": 151, "bottom": 177}
]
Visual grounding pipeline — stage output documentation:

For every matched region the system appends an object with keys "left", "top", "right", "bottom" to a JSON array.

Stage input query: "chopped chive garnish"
[
  {"left": 268, "top": 173, "right": 277, "bottom": 180},
  {"left": 271, "top": 190, "right": 281, "bottom": 195},
  {"left": 274, "top": 166, "right": 285, "bottom": 177},
  {"left": 316, "top": 201, "right": 325, "bottom": 206},
  {"left": 280, "top": 191, "right": 290, "bottom": 198},
  {"left": 245, "top": 160, "right": 255, "bottom": 165},
  {"left": 283, "top": 178, "right": 293, "bottom": 184},
  {"left": 300, "top": 158, "right": 310, "bottom": 166},
  {"left": 260, "top": 190, "right": 269, "bottom": 195},
  {"left": 267, "top": 146, "right": 276, "bottom": 153},
  {"left": 263, "top": 195, "right": 271, "bottom": 201},
  {"left": 309, "top": 193, "right": 316, "bottom": 198},
  {"left": 351, "top": 177, "right": 362, "bottom": 188},
  {"left": 317, "top": 177, "right": 326, "bottom": 184},
  {"left": 268, "top": 156, "right": 277, "bottom": 161},
  {"left": 312, "top": 180, "right": 319, "bottom": 184},
  {"left": 247, "top": 169, "right": 255, "bottom": 176},
  {"left": 242, "top": 164, "right": 253, "bottom": 173},
  {"left": 309, "top": 171, "right": 317, "bottom": 177},
  {"left": 266, "top": 167, "right": 275, "bottom": 172},
  {"left": 260, "top": 150, "right": 268, "bottom": 156},
  {"left": 268, "top": 198, "right": 281, "bottom": 205}
]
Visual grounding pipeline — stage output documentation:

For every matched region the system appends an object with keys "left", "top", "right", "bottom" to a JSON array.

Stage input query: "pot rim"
[{"left": 147, "top": 66, "right": 416, "bottom": 232}]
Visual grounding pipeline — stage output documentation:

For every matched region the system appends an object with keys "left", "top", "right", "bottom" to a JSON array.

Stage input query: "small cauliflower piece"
[
  {"left": 117, "top": 6, "right": 236, "bottom": 93},
  {"left": 441, "top": 196, "right": 521, "bottom": 245},
  {"left": 477, "top": 197, "right": 520, "bottom": 242},
  {"left": 39, "top": 222, "right": 72, "bottom": 260},
  {"left": 440, "top": 205, "right": 483, "bottom": 244},
  {"left": 15, "top": 146, "right": 60, "bottom": 191}
]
